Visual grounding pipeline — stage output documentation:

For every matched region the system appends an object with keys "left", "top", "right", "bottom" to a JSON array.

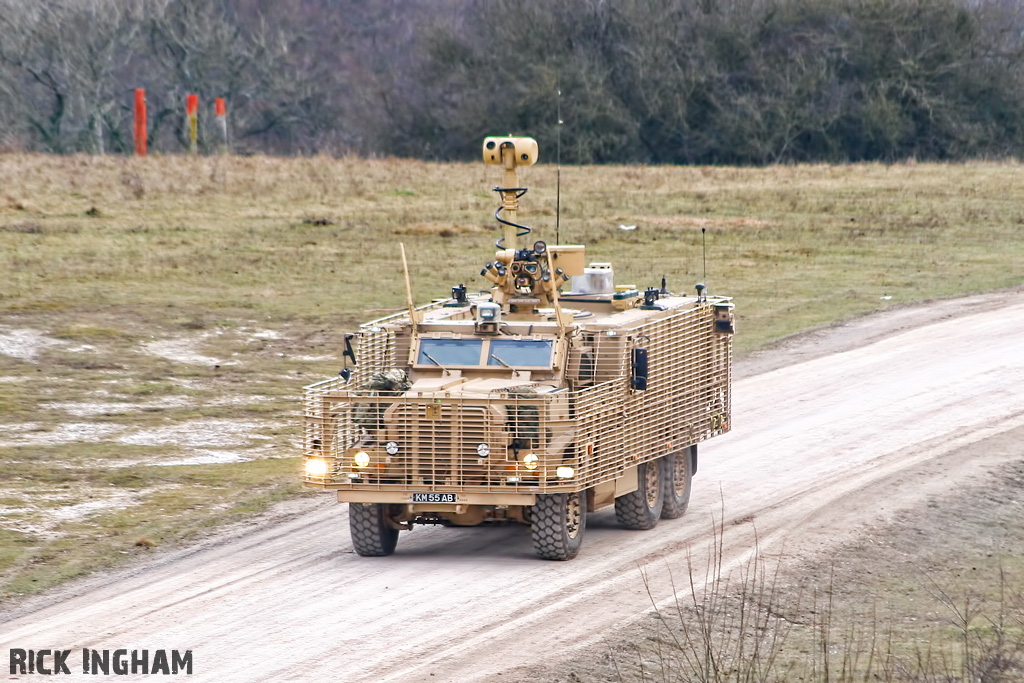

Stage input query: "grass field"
[{"left": 2, "top": 154, "right": 1023, "bottom": 671}]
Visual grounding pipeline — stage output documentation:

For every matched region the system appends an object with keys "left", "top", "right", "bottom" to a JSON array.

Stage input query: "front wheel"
[
  {"left": 615, "top": 459, "right": 664, "bottom": 530},
  {"left": 532, "top": 492, "right": 586, "bottom": 560},
  {"left": 660, "top": 446, "right": 694, "bottom": 519},
  {"left": 349, "top": 503, "right": 400, "bottom": 556}
]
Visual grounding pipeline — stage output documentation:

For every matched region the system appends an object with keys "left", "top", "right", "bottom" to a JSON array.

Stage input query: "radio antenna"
[
  {"left": 400, "top": 243, "right": 419, "bottom": 333},
  {"left": 701, "top": 227, "right": 707, "bottom": 283},
  {"left": 556, "top": 88, "right": 562, "bottom": 245}
]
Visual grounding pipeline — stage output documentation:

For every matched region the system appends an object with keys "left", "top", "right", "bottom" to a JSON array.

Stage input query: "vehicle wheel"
[
  {"left": 531, "top": 492, "right": 586, "bottom": 560},
  {"left": 615, "top": 460, "right": 664, "bottom": 530},
  {"left": 349, "top": 503, "right": 399, "bottom": 556},
  {"left": 660, "top": 446, "right": 693, "bottom": 519}
]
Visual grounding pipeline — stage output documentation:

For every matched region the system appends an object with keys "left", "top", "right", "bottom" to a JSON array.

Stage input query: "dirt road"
[{"left": 3, "top": 290, "right": 1023, "bottom": 682}]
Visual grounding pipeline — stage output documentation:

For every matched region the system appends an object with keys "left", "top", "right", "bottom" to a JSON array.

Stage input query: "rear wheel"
[
  {"left": 660, "top": 446, "right": 694, "bottom": 519},
  {"left": 532, "top": 492, "right": 586, "bottom": 560},
  {"left": 349, "top": 503, "right": 399, "bottom": 556},
  {"left": 615, "top": 460, "right": 664, "bottom": 530}
]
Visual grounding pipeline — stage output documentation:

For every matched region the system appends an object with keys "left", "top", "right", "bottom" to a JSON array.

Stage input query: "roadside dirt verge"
[
  {"left": 500, "top": 423, "right": 1024, "bottom": 682},
  {"left": 2, "top": 289, "right": 1022, "bottom": 682}
]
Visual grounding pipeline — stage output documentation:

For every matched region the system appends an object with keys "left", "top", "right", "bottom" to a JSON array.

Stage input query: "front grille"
[{"left": 386, "top": 403, "right": 491, "bottom": 486}]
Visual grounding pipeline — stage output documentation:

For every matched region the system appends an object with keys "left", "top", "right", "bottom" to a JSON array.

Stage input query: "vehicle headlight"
[
  {"left": 305, "top": 458, "right": 329, "bottom": 476},
  {"left": 385, "top": 441, "right": 400, "bottom": 455},
  {"left": 556, "top": 466, "right": 575, "bottom": 479},
  {"left": 353, "top": 451, "right": 370, "bottom": 468},
  {"left": 476, "top": 443, "right": 490, "bottom": 458},
  {"left": 523, "top": 453, "right": 539, "bottom": 470}
]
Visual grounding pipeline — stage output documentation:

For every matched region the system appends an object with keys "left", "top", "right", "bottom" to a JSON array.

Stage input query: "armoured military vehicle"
[{"left": 302, "top": 136, "right": 734, "bottom": 560}]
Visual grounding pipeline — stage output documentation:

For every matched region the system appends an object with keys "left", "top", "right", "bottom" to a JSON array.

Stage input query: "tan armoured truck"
[{"left": 302, "top": 136, "right": 734, "bottom": 560}]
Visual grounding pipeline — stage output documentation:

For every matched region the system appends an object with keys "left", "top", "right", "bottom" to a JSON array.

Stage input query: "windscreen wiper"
[
  {"left": 422, "top": 352, "right": 449, "bottom": 372},
  {"left": 489, "top": 353, "right": 512, "bottom": 368}
]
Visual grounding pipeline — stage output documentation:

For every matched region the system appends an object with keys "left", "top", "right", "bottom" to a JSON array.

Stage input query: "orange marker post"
[
  {"left": 134, "top": 89, "right": 147, "bottom": 157},
  {"left": 215, "top": 97, "right": 227, "bottom": 153},
  {"left": 186, "top": 94, "right": 198, "bottom": 154}
]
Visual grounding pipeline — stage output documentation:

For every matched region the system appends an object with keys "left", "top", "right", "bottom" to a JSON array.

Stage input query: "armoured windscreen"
[
  {"left": 418, "top": 338, "right": 483, "bottom": 366},
  {"left": 487, "top": 339, "right": 553, "bottom": 368}
]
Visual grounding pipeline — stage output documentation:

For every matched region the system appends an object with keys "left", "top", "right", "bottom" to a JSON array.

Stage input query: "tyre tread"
[
  {"left": 531, "top": 493, "right": 584, "bottom": 561},
  {"left": 615, "top": 461, "right": 663, "bottom": 530},
  {"left": 660, "top": 447, "right": 693, "bottom": 520},
  {"left": 349, "top": 503, "right": 399, "bottom": 556}
]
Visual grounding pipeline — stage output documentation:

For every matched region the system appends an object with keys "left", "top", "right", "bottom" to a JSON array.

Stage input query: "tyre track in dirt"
[{"left": 2, "top": 291, "right": 1022, "bottom": 682}]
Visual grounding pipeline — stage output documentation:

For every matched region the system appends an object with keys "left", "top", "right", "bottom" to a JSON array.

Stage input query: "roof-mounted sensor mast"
[{"left": 483, "top": 136, "right": 537, "bottom": 252}]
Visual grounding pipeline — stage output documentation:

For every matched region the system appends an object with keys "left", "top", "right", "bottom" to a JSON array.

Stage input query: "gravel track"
[{"left": 2, "top": 289, "right": 1022, "bottom": 682}]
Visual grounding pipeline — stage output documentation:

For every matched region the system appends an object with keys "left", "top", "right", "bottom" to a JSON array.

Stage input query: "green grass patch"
[
  {"left": 51, "top": 323, "right": 139, "bottom": 342},
  {"left": 0, "top": 529, "right": 38, "bottom": 577},
  {"left": 0, "top": 381, "right": 34, "bottom": 417},
  {"left": 0, "top": 457, "right": 303, "bottom": 598}
]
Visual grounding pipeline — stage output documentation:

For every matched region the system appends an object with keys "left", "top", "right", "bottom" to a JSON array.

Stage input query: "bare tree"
[
  {"left": 0, "top": 0, "right": 1020, "bottom": 159},
  {"left": 0, "top": 0, "right": 159, "bottom": 153}
]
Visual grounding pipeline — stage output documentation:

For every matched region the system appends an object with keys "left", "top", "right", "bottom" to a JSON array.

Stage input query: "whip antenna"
[
  {"left": 400, "top": 243, "right": 419, "bottom": 333},
  {"left": 702, "top": 227, "right": 707, "bottom": 283},
  {"left": 556, "top": 88, "right": 562, "bottom": 244}
]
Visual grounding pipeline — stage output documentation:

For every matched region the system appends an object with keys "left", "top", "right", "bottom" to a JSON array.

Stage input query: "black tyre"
[
  {"left": 531, "top": 492, "right": 586, "bottom": 561},
  {"left": 660, "top": 446, "right": 694, "bottom": 519},
  {"left": 349, "top": 503, "right": 399, "bottom": 556},
  {"left": 615, "top": 460, "right": 664, "bottom": 530}
]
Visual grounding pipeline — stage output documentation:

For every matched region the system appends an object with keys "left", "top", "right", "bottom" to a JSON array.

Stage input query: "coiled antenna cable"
[{"left": 493, "top": 186, "right": 532, "bottom": 249}]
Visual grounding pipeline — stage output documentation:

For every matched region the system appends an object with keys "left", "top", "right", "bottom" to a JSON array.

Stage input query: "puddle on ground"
[
  {"left": 0, "top": 422, "right": 126, "bottom": 446},
  {"left": 0, "top": 327, "right": 64, "bottom": 362},
  {"left": 157, "top": 449, "right": 253, "bottom": 466},
  {"left": 40, "top": 397, "right": 193, "bottom": 417},
  {"left": 142, "top": 326, "right": 279, "bottom": 367},
  {"left": 144, "top": 336, "right": 224, "bottom": 366},
  {"left": 115, "top": 418, "right": 271, "bottom": 448},
  {"left": 0, "top": 488, "right": 159, "bottom": 539}
]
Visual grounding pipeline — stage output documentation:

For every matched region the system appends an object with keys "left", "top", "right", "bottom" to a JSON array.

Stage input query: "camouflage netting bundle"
[
  {"left": 366, "top": 369, "right": 410, "bottom": 393},
  {"left": 353, "top": 369, "right": 410, "bottom": 429}
]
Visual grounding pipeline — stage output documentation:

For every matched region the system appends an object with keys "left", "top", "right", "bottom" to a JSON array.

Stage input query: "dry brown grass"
[
  {"left": 0, "top": 153, "right": 1022, "bottom": 600},
  {"left": 4, "top": 154, "right": 1022, "bottom": 347}
]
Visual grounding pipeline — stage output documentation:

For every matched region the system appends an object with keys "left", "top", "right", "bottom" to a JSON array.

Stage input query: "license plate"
[{"left": 411, "top": 492, "right": 458, "bottom": 504}]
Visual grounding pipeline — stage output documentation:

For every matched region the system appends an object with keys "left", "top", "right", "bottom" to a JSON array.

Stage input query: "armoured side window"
[{"left": 630, "top": 348, "right": 648, "bottom": 391}]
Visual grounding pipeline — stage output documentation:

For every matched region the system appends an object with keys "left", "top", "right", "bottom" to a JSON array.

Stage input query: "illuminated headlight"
[
  {"left": 353, "top": 451, "right": 370, "bottom": 468},
  {"left": 556, "top": 466, "right": 575, "bottom": 479},
  {"left": 506, "top": 476, "right": 522, "bottom": 483},
  {"left": 476, "top": 443, "right": 491, "bottom": 458},
  {"left": 385, "top": 441, "right": 400, "bottom": 456},
  {"left": 305, "top": 458, "right": 328, "bottom": 477},
  {"left": 523, "top": 453, "right": 539, "bottom": 470}
]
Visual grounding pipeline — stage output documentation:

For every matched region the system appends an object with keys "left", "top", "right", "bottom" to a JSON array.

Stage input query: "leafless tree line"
[
  {"left": 0, "top": 0, "right": 439, "bottom": 155},
  {"left": 0, "top": 0, "right": 1022, "bottom": 163}
]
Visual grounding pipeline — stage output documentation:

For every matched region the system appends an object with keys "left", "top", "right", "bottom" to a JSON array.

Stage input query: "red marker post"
[
  {"left": 215, "top": 97, "right": 227, "bottom": 153},
  {"left": 134, "top": 89, "right": 147, "bottom": 157},
  {"left": 186, "top": 94, "right": 198, "bottom": 154}
]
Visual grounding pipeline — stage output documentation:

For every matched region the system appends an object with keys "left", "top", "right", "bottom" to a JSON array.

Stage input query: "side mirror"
[
  {"left": 630, "top": 348, "right": 648, "bottom": 391},
  {"left": 342, "top": 334, "right": 357, "bottom": 364}
]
